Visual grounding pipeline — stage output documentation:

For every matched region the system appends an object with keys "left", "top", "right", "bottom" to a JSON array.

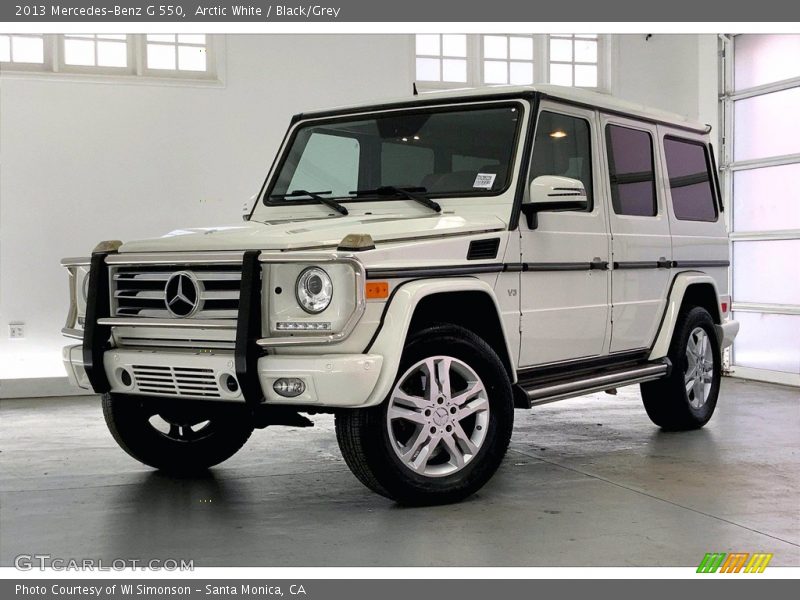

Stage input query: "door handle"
[
  {"left": 657, "top": 257, "right": 673, "bottom": 269},
  {"left": 590, "top": 258, "right": 609, "bottom": 270}
]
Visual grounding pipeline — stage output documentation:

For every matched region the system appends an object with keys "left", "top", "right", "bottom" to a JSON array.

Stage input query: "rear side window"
[
  {"left": 605, "top": 124, "right": 657, "bottom": 217},
  {"left": 663, "top": 137, "right": 718, "bottom": 222}
]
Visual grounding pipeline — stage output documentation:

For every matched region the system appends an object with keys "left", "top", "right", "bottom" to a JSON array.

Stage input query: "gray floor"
[{"left": 1, "top": 377, "right": 798, "bottom": 567}]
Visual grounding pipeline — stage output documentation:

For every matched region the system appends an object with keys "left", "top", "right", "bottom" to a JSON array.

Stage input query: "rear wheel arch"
[{"left": 679, "top": 281, "right": 722, "bottom": 324}]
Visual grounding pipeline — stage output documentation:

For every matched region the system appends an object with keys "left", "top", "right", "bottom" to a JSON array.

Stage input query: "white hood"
[{"left": 119, "top": 213, "right": 506, "bottom": 253}]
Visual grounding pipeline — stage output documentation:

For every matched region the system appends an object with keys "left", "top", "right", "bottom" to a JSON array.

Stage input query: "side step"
[{"left": 515, "top": 360, "right": 670, "bottom": 408}]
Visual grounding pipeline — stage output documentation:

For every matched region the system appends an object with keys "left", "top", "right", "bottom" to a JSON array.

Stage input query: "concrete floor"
[{"left": 1, "top": 377, "right": 798, "bottom": 567}]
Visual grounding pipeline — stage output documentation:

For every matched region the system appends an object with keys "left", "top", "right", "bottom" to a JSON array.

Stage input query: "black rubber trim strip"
[
  {"left": 235, "top": 250, "right": 264, "bottom": 410},
  {"left": 82, "top": 251, "right": 115, "bottom": 393},
  {"left": 613, "top": 261, "right": 661, "bottom": 270},
  {"left": 673, "top": 260, "right": 730, "bottom": 268},
  {"left": 524, "top": 262, "right": 595, "bottom": 272},
  {"left": 366, "top": 264, "right": 504, "bottom": 279}
]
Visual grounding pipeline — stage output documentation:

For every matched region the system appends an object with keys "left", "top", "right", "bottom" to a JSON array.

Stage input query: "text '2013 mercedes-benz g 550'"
[{"left": 62, "top": 85, "right": 739, "bottom": 505}]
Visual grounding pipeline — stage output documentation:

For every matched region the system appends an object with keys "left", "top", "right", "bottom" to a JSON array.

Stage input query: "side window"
[
  {"left": 287, "top": 132, "right": 360, "bottom": 197},
  {"left": 530, "top": 111, "right": 593, "bottom": 209},
  {"left": 605, "top": 124, "right": 657, "bottom": 217},
  {"left": 663, "top": 137, "right": 718, "bottom": 222},
  {"left": 381, "top": 142, "right": 434, "bottom": 189}
]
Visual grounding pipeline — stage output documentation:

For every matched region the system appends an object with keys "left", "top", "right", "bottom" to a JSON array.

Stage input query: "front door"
[{"left": 519, "top": 104, "right": 611, "bottom": 367}]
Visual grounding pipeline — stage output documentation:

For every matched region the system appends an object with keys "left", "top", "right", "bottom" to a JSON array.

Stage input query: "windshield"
[{"left": 266, "top": 103, "right": 522, "bottom": 203}]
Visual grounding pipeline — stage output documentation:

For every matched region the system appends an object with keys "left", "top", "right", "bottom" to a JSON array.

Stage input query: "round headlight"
[{"left": 296, "top": 267, "right": 332, "bottom": 314}]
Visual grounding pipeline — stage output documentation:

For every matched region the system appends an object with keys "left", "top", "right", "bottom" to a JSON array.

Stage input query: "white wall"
[{"left": 0, "top": 33, "right": 716, "bottom": 389}]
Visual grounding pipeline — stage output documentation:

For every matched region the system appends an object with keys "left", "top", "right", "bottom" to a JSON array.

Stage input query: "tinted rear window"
[
  {"left": 663, "top": 137, "right": 718, "bottom": 222},
  {"left": 606, "top": 125, "right": 657, "bottom": 217}
]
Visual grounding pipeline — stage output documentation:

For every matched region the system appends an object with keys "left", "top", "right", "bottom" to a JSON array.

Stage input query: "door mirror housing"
[{"left": 522, "top": 175, "right": 589, "bottom": 229}]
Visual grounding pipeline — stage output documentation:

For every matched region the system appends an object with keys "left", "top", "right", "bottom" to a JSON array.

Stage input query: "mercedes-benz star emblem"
[{"left": 164, "top": 271, "right": 201, "bottom": 318}]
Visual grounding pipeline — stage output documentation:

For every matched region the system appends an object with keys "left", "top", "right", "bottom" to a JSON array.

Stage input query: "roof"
[{"left": 297, "top": 84, "right": 710, "bottom": 134}]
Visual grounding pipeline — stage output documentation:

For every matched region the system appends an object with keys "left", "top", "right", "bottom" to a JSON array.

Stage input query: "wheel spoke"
[
  {"left": 423, "top": 358, "right": 441, "bottom": 401},
  {"left": 410, "top": 436, "right": 440, "bottom": 472},
  {"left": 457, "top": 396, "right": 489, "bottom": 420},
  {"left": 441, "top": 434, "right": 466, "bottom": 469},
  {"left": 451, "top": 381, "right": 483, "bottom": 406},
  {"left": 400, "top": 427, "right": 428, "bottom": 460},
  {"left": 693, "top": 374, "right": 705, "bottom": 402},
  {"left": 388, "top": 405, "right": 427, "bottom": 425},
  {"left": 169, "top": 423, "right": 181, "bottom": 438},
  {"left": 436, "top": 357, "right": 452, "bottom": 399},
  {"left": 392, "top": 390, "right": 428, "bottom": 410},
  {"left": 453, "top": 422, "right": 478, "bottom": 455}
]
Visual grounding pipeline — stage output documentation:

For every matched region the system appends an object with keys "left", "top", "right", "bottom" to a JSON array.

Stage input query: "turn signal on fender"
[{"left": 366, "top": 281, "right": 389, "bottom": 299}]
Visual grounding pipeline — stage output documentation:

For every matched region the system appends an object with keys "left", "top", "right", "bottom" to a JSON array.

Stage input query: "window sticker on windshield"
[{"left": 473, "top": 173, "right": 496, "bottom": 189}]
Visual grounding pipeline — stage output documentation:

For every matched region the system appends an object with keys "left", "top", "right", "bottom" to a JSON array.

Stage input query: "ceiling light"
[{"left": 550, "top": 130, "right": 567, "bottom": 139}]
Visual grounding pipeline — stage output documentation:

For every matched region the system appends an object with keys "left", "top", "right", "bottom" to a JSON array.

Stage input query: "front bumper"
[{"left": 62, "top": 344, "right": 383, "bottom": 407}]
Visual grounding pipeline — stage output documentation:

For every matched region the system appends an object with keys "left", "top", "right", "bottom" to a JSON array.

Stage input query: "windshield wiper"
[
  {"left": 268, "top": 190, "right": 348, "bottom": 216},
  {"left": 350, "top": 186, "right": 441, "bottom": 213}
]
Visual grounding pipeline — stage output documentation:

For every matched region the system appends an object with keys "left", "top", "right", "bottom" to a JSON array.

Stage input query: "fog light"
[
  {"left": 221, "top": 373, "right": 239, "bottom": 393},
  {"left": 273, "top": 378, "right": 306, "bottom": 398},
  {"left": 117, "top": 368, "right": 132, "bottom": 387}
]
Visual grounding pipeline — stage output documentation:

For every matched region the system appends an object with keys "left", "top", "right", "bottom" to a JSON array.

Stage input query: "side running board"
[{"left": 515, "top": 360, "right": 670, "bottom": 408}]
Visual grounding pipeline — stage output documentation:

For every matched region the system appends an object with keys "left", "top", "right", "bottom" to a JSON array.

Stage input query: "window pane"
[
  {"left": 733, "top": 312, "right": 800, "bottom": 374},
  {"left": 549, "top": 63, "right": 572, "bottom": 86},
  {"left": 575, "top": 39, "right": 597, "bottom": 62},
  {"left": 147, "top": 44, "right": 176, "bottom": 70},
  {"left": 734, "top": 87, "right": 800, "bottom": 161},
  {"left": 733, "top": 240, "right": 800, "bottom": 305},
  {"left": 663, "top": 138, "right": 717, "bottom": 221},
  {"left": 733, "top": 163, "right": 800, "bottom": 232},
  {"left": 147, "top": 34, "right": 175, "bottom": 43},
  {"left": 415, "top": 57, "right": 440, "bottom": 81},
  {"left": 442, "top": 58, "right": 466, "bottom": 82},
  {"left": 550, "top": 38, "right": 572, "bottom": 62},
  {"left": 734, "top": 34, "right": 800, "bottom": 90},
  {"left": 178, "top": 45, "right": 206, "bottom": 71},
  {"left": 288, "top": 133, "right": 360, "bottom": 198},
  {"left": 12, "top": 36, "right": 43, "bottom": 63},
  {"left": 441, "top": 34, "right": 466, "bottom": 57},
  {"left": 97, "top": 40, "right": 127, "bottom": 67},
  {"left": 509, "top": 36, "right": 533, "bottom": 60},
  {"left": 178, "top": 34, "right": 206, "bottom": 45},
  {"left": 381, "top": 142, "right": 435, "bottom": 189},
  {"left": 530, "top": 111, "right": 594, "bottom": 209},
  {"left": 415, "top": 34, "right": 439, "bottom": 56},
  {"left": 483, "top": 36, "right": 507, "bottom": 60},
  {"left": 606, "top": 125, "right": 657, "bottom": 216},
  {"left": 574, "top": 64, "right": 597, "bottom": 87},
  {"left": 0, "top": 35, "right": 10, "bottom": 62},
  {"left": 483, "top": 60, "right": 507, "bottom": 84},
  {"left": 64, "top": 39, "right": 95, "bottom": 66},
  {"left": 509, "top": 61, "right": 533, "bottom": 85}
]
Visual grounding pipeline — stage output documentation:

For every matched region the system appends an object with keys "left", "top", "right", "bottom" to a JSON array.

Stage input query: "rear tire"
[
  {"left": 640, "top": 306, "right": 721, "bottom": 430},
  {"left": 335, "top": 324, "right": 514, "bottom": 505},
  {"left": 102, "top": 393, "right": 254, "bottom": 473}
]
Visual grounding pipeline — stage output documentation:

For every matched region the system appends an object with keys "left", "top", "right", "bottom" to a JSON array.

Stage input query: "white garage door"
[{"left": 721, "top": 34, "right": 800, "bottom": 386}]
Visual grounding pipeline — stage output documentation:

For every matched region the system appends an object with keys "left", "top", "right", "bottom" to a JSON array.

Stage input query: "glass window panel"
[
  {"left": 483, "top": 60, "right": 507, "bottom": 84},
  {"left": 733, "top": 163, "right": 800, "bottom": 232},
  {"left": 0, "top": 35, "right": 10, "bottom": 62},
  {"left": 415, "top": 34, "right": 439, "bottom": 56},
  {"left": 549, "top": 63, "right": 572, "bottom": 86},
  {"left": 415, "top": 57, "right": 440, "bottom": 81},
  {"left": 509, "top": 61, "right": 533, "bottom": 85},
  {"left": 574, "top": 39, "right": 597, "bottom": 63},
  {"left": 97, "top": 41, "right": 127, "bottom": 67},
  {"left": 734, "top": 34, "right": 800, "bottom": 90},
  {"left": 509, "top": 36, "right": 533, "bottom": 60},
  {"left": 441, "top": 34, "right": 466, "bottom": 57},
  {"left": 178, "top": 34, "right": 206, "bottom": 45},
  {"left": 734, "top": 87, "right": 800, "bottom": 161},
  {"left": 483, "top": 36, "right": 508, "bottom": 60},
  {"left": 12, "top": 36, "right": 44, "bottom": 63},
  {"left": 576, "top": 34, "right": 598, "bottom": 39},
  {"left": 442, "top": 58, "right": 467, "bottom": 83},
  {"left": 178, "top": 45, "right": 206, "bottom": 71},
  {"left": 733, "top": 240, "right": 800, "bottom": 305},
  {"left": 64, "top": 39, "right": 95, "bottom": 66},
  {"left": 550, "top": 38, "right": 573, "bottom": 62},
  {"left": 530, "top": 111, "right": 594, "bottom": 210},
  {"left": 147, "top": 44, "right": 176, "bottom": 70},
  {"left": 287, "top": 133, "right": 360, "bottom": 198},
  {"left": 147, "top": 34, "right": 175, "bottom": 43},
  {"left": 733, "top": 312, "right": 800, "bottom": 374},
  {"left": 574, "top": 64, "right": 597, "bottom": 87},
  {"left": 663, "top": 137, "right": 717, "bottom": 221},
  {"left": 606, "top": 125, "right": 657, "bottom": 216},
  {"left": 381, "top": 142, "right": 435, "bottom": 189}
]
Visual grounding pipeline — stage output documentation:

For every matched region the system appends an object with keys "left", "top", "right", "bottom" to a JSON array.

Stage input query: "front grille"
[
  {"left": 132, "top": 365, "right": 221, "bottom": 398},
  {"left": 111, "top": 265, "right": 241, "bottom": 319}
]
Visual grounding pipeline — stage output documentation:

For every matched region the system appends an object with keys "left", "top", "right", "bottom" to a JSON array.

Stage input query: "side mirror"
[
  {"left": 521, "top": 175, "right": 589, "bottom": 229},
  {"left": 242, "top": 195, "right": 256, "bottom": 221}
]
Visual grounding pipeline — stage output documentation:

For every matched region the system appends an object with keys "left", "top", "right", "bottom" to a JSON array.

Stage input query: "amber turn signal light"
[{"left": 366, "top": 281, "right": 389, "bottom": 299}]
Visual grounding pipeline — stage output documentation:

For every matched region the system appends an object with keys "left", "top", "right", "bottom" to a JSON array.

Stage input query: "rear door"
[{"left": 601, "top": 117, "right": 673, "bottom": 352}]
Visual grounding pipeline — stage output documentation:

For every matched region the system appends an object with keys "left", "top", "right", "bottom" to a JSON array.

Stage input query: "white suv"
[{"left": 62, "top": 85, "right": 739, "bottom": 504}]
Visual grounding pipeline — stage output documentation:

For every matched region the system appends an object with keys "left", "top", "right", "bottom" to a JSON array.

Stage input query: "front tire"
[
  {"left": 640, "top": 306, "right": 721, "bottom": 430},
  {"left": 102, "top": 393, "right": 254, "bottom": 473},
  {"left": 335, "top": 325, "right": 514, "bottom": 505}
]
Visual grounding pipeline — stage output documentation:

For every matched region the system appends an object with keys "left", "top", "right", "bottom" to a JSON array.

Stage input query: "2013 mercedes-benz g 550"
[{"left": 62, "top": 85, "right": 739, "bottom": 505}]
